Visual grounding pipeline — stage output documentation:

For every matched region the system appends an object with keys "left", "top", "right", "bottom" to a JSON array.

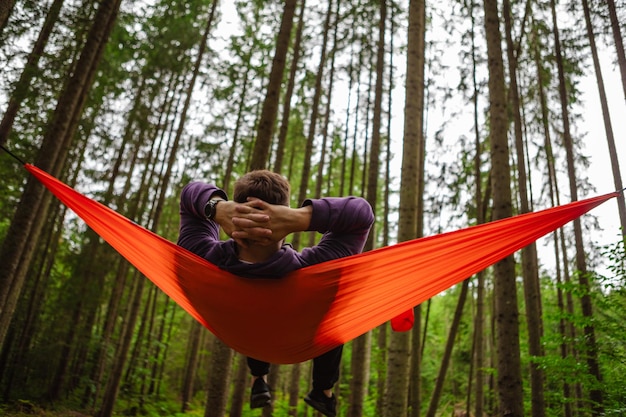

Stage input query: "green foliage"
[
  {"left": 593, "top": 239, "right": 626, "bottom": 412},
  {"left": 536, "top": 237, "right": 626, "bottom": 415}
]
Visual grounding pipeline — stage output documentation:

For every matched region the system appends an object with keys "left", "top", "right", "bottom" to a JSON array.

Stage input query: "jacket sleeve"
[
  {"left": 177, "top": 182, "right": 228, "bottom": 258},
  {"left": 300, "top": 197, "right": 375, "bottom": 263}
]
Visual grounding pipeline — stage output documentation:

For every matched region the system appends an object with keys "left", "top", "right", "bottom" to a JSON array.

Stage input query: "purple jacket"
[{"left": 177, "top": 182, "right": 374, "bottom": 279}]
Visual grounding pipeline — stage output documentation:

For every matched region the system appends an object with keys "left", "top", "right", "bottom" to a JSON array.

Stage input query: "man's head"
[{"left": 233, "top": 170, "right": 290, "bottom": 206}]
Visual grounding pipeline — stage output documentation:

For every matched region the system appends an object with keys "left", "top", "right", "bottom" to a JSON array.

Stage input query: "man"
[{"left": 177, "top": 170, "right": 374, "bottom": 417}]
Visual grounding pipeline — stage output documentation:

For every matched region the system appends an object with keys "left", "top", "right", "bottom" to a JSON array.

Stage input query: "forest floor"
[{"left": 1, "top": 401, "right": 93, "bottom": 417}]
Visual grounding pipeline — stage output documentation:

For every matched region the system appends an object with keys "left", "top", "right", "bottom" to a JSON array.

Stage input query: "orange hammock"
[{"left": 26, "top": 164, "right": 619, "bottom": 364}]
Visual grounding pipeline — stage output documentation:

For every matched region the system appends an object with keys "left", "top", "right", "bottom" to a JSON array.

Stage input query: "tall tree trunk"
[
  {"left": 550, "top": 0, "right": 604, "bottom": 413},
  {"left": 425, "top": 281, "right": 470, "bottom": 417},
  {"left": 0, "top": 0, "right": 65, "bottom": 145},
  {"left": 314, "top": 0, "right": 340, "bottom": 200},
  {"left": 204, "top": 338, "right": 234, "bottom": 417},
  {"left": 273, "top": 0, "right": 306, "bottom": 174},
  {"left": 347, "top": 332, "right": 371, "bottom": 417},
  {"left": 364, "top": 0, "right": 386, "bottom": 250},
  {"left": 229, "top": 354, "right": 248, "bottom": 417},
  {"left": 386, "top": 1, "right": 426, "bottom": 416},
  {"left": 308, "top": 0, "right": 341, "bottom": 249},
  {"left": 223, "top": 66, "right": 251, "bottom": 193},
  {"left": 532, "top": 22, "right": 574, "bottom": 416},
  {"left": 483, "top": 0, "right": 524, "bottom": 415},
  {"left": 287, "top": 363, "right": 301, "bottom": 417},
  {"left": 291, "top": 0, "right": 333, "bottom": 249},
  {"left": 97, "top": 269, "right": 143, "bottom": 417},
  {"left": 377, "top": 6, "right": 394, "bottom": 413},
  {"left": 360, "top": 35, "right": 374, "bottom": 197},
  {"left": 408, "top": 4, "right": 426, "bottom": 414},
  {"left": 502, "top": 1, "right": 546, "bottom": 415},
  {"left": 339, "top": 38, "right": 355, "bottom": 197},
  {"left": 606, "top": 0, "right": 626, "bottom": 106},
  {"left": 0, "top": 0, "right": 122, "bottom": 351},
  {"left": 347, "top": 4, "right": 386, "bottom": 416},
  {"left": 0, "top": 0, "right": 16, "bottom": 36},
  {"left": 182, "top": 321, "right": 204, "bottom": 412},
  {"left": 375, "top": 324, "right": 388, "bottom": 415},
  {"left": 250, "top": 0, "right": 297, "bottom": 170},
  {"left": 469, "top": 2, "right": 485, "bottom": 415},
  {"left": 582, "top": 0, "right": 626, "bottom": 238}
]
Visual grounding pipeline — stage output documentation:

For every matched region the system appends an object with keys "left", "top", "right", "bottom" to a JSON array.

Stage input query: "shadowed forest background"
[{"left": 1, "top": 0, "right": 626, "bottom": 416}]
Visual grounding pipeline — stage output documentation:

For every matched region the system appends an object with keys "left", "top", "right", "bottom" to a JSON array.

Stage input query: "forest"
[{"left": 1, "top": 0, "right": 626, "bottom": 416}]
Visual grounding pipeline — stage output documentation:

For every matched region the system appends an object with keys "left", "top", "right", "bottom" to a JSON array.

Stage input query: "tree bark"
[
  {"left": 425, "top": 281, "right": 470, "bottom": 417},
  {"left": 364, "top": 0, "right": 386, "bottom": 250},
  {"left": 469, "top": 2, "right": 486, "bottom": 415},
  {"left": 606, "top": 0, "right": 626, "bottom": 106},
  {"left": 0, "top": 0, "right": 16, "bottom": 36},
  {"left": 287, "top": 363, "right": 301, "bottom": 417},
  {"left": 483, "top": 0, "right": 524, "bottom": 415},
  {"left": 532, "top": 24, "right": 575, "bottom": 416},
  {"left": 182, "top": 321, "right": 204, "bottom": 412},
  {"left": 250, "top": 0, "right": 297, "bottom": 170},
  {"left": 204, "top": 339, "right": 234, "bottom": 417},
  {"left": 273, "top": 0, "right": 306, "bottom": 174},
  {"left": 502, "top": 1, "right": 546, "bottom": 415},
  {"left": 228, "top": 354, "right": 248, "bottom": 417},
  {"left": 291, "top": 0, "right": 333, "bottom": 249},
  {"left": 581, "top": 0, "right": 626, "bottom": 239},
  {"left": 386, "top": 1, "right": 426, "bottom": 416},
  {"left": 348, "top": 332, "right": 371, "bottom": 417},
  {"left": 550, "top": 0, "right": 604, "bottom": 413}
]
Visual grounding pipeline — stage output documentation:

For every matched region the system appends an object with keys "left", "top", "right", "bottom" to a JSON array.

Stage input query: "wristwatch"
[{"left": 204, "top": 198, "right": 223, "bottom": 220}]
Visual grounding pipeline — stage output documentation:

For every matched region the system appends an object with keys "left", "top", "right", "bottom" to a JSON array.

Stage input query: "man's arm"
[
  {"left": 178, "top": 182, "right": 225, "bottom": 254},
  {"left": 301, "top": 197, "right": 375, "bottom": 261},
  {"left": 178, "top": 182, "right": 273, "bottom": 252}
]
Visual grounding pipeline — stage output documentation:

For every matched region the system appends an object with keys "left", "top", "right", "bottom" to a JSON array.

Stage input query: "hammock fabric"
[{"left": 26, "top": 164, "right": 619, "bottom": 364}]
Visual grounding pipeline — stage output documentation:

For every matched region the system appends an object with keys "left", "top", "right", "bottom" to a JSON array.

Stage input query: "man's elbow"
[{"left": 352, "top": 197, "right": 375, "bottom": 227}]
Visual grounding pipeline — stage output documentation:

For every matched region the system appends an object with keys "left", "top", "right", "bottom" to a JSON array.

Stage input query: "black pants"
[{"left": 247, "top": 345, "right": 343, "bottom": 391}]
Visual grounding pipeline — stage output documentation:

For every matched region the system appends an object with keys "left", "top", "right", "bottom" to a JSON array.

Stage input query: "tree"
[
  {"left": 581, "top": 0, "right": 626, "bottom": 239},
  {"left": 425, "top": 280, "right": 470, "bottom": 417},
  {"left": 273, "top": 0, "right": 306, "bottom": 174},
  {"left": 204, "top": 338, "right": 234, "bottom": 417},
  {"left": 605, "top": 0, "right": 626, "bottom": 107},
  {"left": 483, "top": 0, "right": 524, "bottom": 415},
  {"left": 502, "top": 0, "right": 546, "bottom": 414},
  {"left": 385, "top": 1, "right": 426, "bottom": 416},
  {"left": 291, "top": 0, "right": 333, "bottom": 250},
  {"left": 531, "top": 18, "right": 577, "bottom": 415},
  {"left": 250, "top": 0, "right": 297, "bottom": 170},
  {"left": 0, "top": 0, "right": 16, "bottom": 36},
  {"left": 550, "top": 0, "right": 604, "bottom": 412}
]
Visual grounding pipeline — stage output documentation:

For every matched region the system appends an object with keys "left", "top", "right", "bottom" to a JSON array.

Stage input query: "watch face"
[
  {"left": 205, "top": 200, "right": 215, "bottom": 219},
  {"left": 206, "top": 199, "right": 219, "bottom": 219}
]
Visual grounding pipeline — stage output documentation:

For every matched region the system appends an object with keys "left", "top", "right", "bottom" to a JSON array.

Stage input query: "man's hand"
[
  {"left": 230, "top": 198, "right": 312, "bottom": 245},
  {"left": 212, "top": 200, "right": 272, "bottom": 247}
]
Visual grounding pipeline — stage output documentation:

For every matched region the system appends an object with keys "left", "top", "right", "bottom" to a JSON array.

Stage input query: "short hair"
[{"left": 233, "top": 170, "right": 290, "bottom": 206}]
